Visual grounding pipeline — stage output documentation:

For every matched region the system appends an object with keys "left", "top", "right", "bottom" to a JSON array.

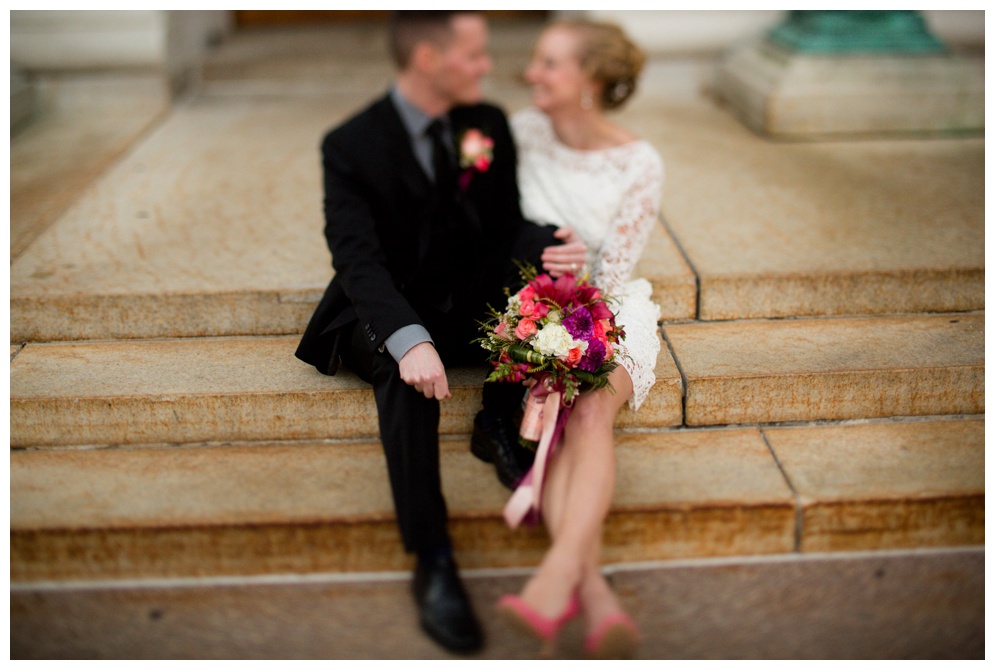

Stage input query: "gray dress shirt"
[{"left": 382, "top": 87, "right": 454, "bottom": 362}]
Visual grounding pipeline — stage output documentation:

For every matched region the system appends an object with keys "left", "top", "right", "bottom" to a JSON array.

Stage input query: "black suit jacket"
[{"left": 296, "top": 94, "right": 557, "bottom": 374}]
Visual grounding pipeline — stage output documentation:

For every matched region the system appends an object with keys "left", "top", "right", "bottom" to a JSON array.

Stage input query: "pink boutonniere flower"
[{"left": 457, "top": 128, "right": 494, "bottom": 191}]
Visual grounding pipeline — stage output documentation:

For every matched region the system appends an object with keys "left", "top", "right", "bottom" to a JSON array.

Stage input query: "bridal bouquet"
[
  {"left": 479, "top": 265, "right": 624, "bottom": 406},
  {"left": 477, "top": 265, "right": 625, "bottom": 527}
]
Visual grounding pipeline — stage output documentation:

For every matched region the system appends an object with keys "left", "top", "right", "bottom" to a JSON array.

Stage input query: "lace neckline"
[{"left": 533, "top": 108, "right": 646, "bottom": 156}]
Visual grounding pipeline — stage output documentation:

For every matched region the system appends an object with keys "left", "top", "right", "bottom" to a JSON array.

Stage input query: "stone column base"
[{"left": 714, "top": 41, "right": 984, "bottom": 139}]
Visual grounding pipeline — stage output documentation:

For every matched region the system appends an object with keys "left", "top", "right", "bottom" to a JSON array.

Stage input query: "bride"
[{"left": 495, "top": 20, "right": 664, "bottom": 659}]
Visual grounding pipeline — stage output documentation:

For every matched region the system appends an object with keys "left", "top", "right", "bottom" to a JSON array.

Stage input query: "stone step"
[
  {"left": 639, "top": 100, "right": 983, "bottom": 321},
  {"left": 7, "top": 334, "right": 684, "bottom": 449},
  {"left": 11, "top": 547, "right": 983, "bottom": 659},
  {"left": 11, "top": 312, "right": 982, "bottom": 449},
  {"left": 665, "top": 312, "right": 984, "bottom": 425},
  {"left": 10, "top": 417, "right": 983, "bottom": 583},
  {"left": 10, "top": 61, "right": 982, "bottom": 343},
  {"left": 7, "top": 92, "right": 695, "bottom": 343}
]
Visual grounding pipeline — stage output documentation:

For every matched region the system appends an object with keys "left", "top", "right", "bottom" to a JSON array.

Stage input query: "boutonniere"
[{"left": 457, "top": 128, "right": 494, "bottom": 191}]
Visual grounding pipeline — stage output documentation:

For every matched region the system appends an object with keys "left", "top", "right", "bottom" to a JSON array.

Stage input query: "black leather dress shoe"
[
  {"left": 470, "top": 410, "right": 533, "bottom": 490},
  {"left": 412, "top": 554, "right": 484, "bottom": 654}
]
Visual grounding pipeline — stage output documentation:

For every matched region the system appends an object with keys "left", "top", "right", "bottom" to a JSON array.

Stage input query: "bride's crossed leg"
[{"left": 513, "top": 366, "right": 636, "bottom": 645}]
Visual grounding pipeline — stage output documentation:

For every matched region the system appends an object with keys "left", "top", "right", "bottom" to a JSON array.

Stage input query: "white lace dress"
[{"left": 512, "top": 107, "right": 665, "bottom": 411}]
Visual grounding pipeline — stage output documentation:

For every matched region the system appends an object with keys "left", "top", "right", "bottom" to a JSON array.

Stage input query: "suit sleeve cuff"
[{"left": 384, "top": 324, "right": 434, "bottom": 363}]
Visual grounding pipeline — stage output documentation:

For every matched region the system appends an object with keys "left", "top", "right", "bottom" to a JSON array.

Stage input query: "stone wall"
[{"left": 10, "top": 10, "right": 231, "bottom": 78}]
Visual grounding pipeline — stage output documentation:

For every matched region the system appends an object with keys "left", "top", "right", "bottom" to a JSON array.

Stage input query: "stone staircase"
[{"left": 10, "top": 21, "right": 984, "bottom": 659}]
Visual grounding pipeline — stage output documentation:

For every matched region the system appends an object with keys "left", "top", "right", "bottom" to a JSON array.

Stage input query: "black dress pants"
[{"left": 340, "top": 309, "right": 522, "bottom": 555}]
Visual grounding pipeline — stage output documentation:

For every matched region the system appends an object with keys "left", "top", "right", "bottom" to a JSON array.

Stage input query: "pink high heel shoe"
[
  {"left": 583, "top": 612, "right": 641, "bottom": 659},
  {"left": 496, "top": 592, "right": 581, "bottom": 653}
]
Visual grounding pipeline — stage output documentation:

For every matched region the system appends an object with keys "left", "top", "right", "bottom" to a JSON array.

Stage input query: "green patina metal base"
[
  {"left": 769, "top": 10, "right": 946, "bottom": 54},
  {"left": 714, "top": 9, "right": 981, "bottom": 139}
]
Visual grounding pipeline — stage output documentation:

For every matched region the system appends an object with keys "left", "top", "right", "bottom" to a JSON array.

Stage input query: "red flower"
[
  {"left": 588, "top": 300, "right": 614, "bottom": 321},
  {"left": 529, "top": 273, "right": 579, "bottom": 308},
  {"left": 593, "top": 318, "right": 607, "bottom": 341}
]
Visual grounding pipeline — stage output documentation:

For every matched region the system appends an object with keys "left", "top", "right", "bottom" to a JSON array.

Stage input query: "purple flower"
[
  {"left": 562, "top": 306, "right": 594, "bottom": 341},
  {"left": 579, "top": 338, "right": 606, "bottom": 372}
]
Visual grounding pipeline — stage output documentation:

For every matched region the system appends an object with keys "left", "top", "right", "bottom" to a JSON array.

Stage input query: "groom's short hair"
[{"left": 387, "top": 10, "right": 480, "bottom": 69}]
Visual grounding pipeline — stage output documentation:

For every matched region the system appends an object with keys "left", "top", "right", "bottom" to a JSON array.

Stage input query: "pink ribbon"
[{"left": 502, "top": 390, "right": 571, "bottom": 529}]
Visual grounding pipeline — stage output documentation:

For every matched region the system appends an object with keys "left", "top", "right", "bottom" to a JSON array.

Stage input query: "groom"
[{"left": 295, "top": 11, "right": 586, "bottom": 654}]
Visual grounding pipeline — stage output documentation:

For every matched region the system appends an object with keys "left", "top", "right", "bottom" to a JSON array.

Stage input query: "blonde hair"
[{"left": 556, "top": 20, "right": 646, "bottom": 111}]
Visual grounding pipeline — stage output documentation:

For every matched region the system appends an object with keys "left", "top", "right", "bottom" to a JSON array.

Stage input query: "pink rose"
[
  {"left": 518, "top": 285, "right": 536, "bottom": 303},
  {"left": 564, "top": 347, "right": 583, "bottom": 367},
  {"left": 514, "top": 318, "right": 537, "bottom": 340},
  {"left": 494, "top": 321, "right": 512, "bottom": 340},
  {"left": 460, "top": 130, "right": 494, "bottom": 171},
  {"left": 519, "top": 300, "right": 535, "bottom": 317},
  {"left": 532, "top": 302, "right": 550, "bottom": 319},
  {"left": 461, "top": 129, "right": 488, "bottom": 156}
]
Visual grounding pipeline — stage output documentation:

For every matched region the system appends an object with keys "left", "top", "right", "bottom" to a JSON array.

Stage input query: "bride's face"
[{"left": 524, "top": 27, "right": 594, "bottom": 114}]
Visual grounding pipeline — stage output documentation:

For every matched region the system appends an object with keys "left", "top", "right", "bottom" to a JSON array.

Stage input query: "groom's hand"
[
  {"left": 542, "top": 226, "right": 588, "bottom": 277},
  {"left": 399, "top": 342, "right": 451, "bottom": 399}
]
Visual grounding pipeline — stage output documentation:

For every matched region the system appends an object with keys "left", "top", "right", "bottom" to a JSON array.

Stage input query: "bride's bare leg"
[
  {"left": 578, "top": 535, "right": 628, "bottom": 631},
  {"left": 514, "top": 368, "right": 633, "bottom": 618}
]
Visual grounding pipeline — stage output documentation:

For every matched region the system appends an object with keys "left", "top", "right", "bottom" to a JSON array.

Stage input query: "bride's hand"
[{"left": 542, "top": 226, "right": 588, "bottom": 277}]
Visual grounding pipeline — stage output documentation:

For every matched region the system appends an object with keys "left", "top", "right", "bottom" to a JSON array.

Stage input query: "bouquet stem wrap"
[{"left": 502, "top": 383, "right": 571, "bottom": 528}]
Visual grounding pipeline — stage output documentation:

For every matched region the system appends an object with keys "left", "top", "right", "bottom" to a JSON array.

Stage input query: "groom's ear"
[{"left": 410, "top": 40, "right": 443, "bottom": 74}]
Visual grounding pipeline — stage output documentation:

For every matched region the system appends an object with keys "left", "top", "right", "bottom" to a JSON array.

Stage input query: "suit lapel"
[
  {"left": 374, "top": 99, "right": 489, "bottom": 268},
  {"left": 376, "top": 95, "right": 434, "bottom": 201},
  {"left": 450, "top": 108, "right": 487, "bottom": 237},
  {"left": 367, "top": 95, "right": 437, "bottom": 271}
]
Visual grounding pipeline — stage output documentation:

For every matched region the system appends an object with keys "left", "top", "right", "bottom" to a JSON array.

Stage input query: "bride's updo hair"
[{"left": 560, "top": 20, "right": 646, "bottom": 111}]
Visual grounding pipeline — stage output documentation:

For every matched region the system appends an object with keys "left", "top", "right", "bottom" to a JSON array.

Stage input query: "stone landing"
[
  {"left": 10, "top": 74, "right": 170, "bottom": 261},
  {"left": 11, "top": 548, "right": 983, "bottom": 659}
]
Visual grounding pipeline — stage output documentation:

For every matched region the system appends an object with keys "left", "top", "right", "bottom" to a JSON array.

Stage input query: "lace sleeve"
[{"left": 591, "top": 146, "right": 664, "bottom": 294}]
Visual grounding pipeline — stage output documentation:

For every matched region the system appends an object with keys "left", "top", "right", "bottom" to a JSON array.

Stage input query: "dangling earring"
[{"left": 580, "top": 89, "right": 594, "bottom": 111}]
